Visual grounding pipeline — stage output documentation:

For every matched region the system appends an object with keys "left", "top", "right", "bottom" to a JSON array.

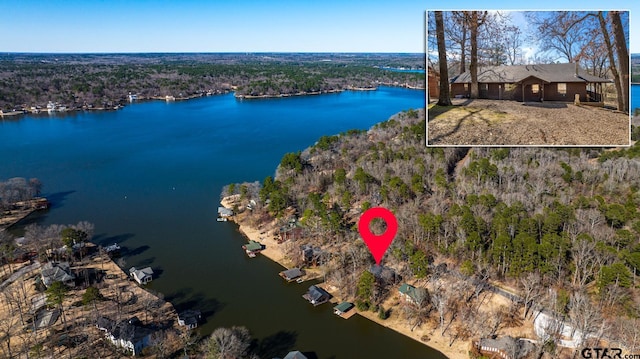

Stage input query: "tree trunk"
[
  {"left": 469, "top": 11, "right": 480, "bottom": 99},
  {"left": 435, "top": 11, "right": 452, "bottom": 106},
  {"left": 598, "top": 12, "right": 624, "bottom": 112},
  {"left": 610, "top": 11, "right": 629, "bottom": 113}
]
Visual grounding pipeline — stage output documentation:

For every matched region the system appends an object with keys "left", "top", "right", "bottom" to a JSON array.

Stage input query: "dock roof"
[
  {"left": 244, "top": 240, "right": 262, "bottom": 252},
  {"left": 333, "top": 302, "right": 354, "bottom": 313}
]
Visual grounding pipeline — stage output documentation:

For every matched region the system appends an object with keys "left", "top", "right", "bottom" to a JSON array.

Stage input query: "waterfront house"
[
  {"left": 279, "top": 268, "right": 304, "bottom": 282},
  {"left": 302, "top": 285, "right": 331, "bottom": 306},
  {"left": 301, "top": 244, "right": 328, "bottom": 266},
  {"left": 218, "top": 207, "right": 234, "bottom": 218},
  {"left": 41, "top": 262, "right": 75, "bottom": 288},
  {"left": 450, "top": 63, "right": 611, "bottom": 103},
  {"left": 242, "top": 240, "right": 263, "bottom": 257},
  {"left": 333, "top": 302, "right": 354, "bottom": 316},
  {"left": 398, "top": 283, "right": 420, "bottom": 304},
  {"left": 97, "top": 316, "right": 153, "bottom": 356},
  {"left": 129, "top": 267, "right": 154, "bottom": 285},
  {"left": 369, "top": 264, "right": 401, "bottom": 285},
  {"left": 177, "top": 310, "right": 202, "bottom": 330}
]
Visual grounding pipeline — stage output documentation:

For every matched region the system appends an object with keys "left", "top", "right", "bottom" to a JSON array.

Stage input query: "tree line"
[
  {"left": 250, "top": 109, "right": 640, "bottom": 352},
  {"left": 0, "top": 53, "right": 424, "bottom": 111}
]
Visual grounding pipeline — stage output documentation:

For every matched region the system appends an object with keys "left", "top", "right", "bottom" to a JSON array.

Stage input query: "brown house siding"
[
  {"left": 428, "top": 68, "right": 440, "bottom": 99},
  {"left": 450, "top": 83, "right": 468, "bottom": 98},
  {"left": 450, "top": 82, "right": 587, "bottom": 102}
]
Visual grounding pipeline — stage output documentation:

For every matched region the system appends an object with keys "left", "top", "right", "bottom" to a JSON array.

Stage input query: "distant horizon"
[{"left": 2, "top": 1, "right": 638, "bottom": 54}]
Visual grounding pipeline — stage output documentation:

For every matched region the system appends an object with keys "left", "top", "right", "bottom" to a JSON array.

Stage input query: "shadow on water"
[
  {"left": 174, "top": 293, "right": 224, "bottom": 322},
  {"left": 121, "top": 244, "right": 150, "bottom": 257},
  {"left": 254, "top": 330, "right": 298, "bottom": 358},
  {"left": 134, "top": 256, "right": 156, "bottom": 268},
  {"left": 46, "top": 190, "right": 76, "bottom": 209},
  {"left": 92, "top": 232, "right": 135, "bottom": 247}
]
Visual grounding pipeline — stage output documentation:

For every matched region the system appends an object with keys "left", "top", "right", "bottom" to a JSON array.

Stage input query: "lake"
[
  {"left": 0, "top": 87, "right": 448, "bottom": 358},
  {"left": 632, "top": 84, "right": 639, "bottom": 113}
]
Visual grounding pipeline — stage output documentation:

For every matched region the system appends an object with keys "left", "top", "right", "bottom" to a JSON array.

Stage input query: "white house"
[
  {"left": 97, "top": 317, "right": 152, "bottom": 356},
  {"left": 129, "top": 267, "right": 154, "bottom": 285}
]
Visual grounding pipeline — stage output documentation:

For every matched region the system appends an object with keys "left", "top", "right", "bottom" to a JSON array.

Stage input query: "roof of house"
[
  {"left": 41, "top": 262, "right": 75, "bottom": 287},
  {"left": 281, "top": 268, "right": 303, "bottom": 280},
  {"left": 451, "top": 63, "right": 611, "bottom": 84},
  {"left": 218, "top": 207, "right": 234, "bottom": 216},
  {"left": 307, "top": 285, "right": 330, "bottom": 302},
  {"left": 97, "top": 316, "right": 152, "bottom": 344},
  {"left": 334, "top": 301, "right": 354, "bottom": 313},
  {"left": 398, "top": 283, "right": 421, "bottom": 302},
  {"left": 244, "top": 240, "right": 262, "bottom": 252},
  {"left": 283, "top": 351, "right": 308, "bottom": 359},
  {"left": 129, "top": 267, "right": 153, "bottom": 279},
  {"left": 178, "top": 310, "right": 201, "bottom": 325}
]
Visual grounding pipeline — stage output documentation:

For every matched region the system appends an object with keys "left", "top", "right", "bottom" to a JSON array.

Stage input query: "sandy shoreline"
[{"left": 220, "top": 199, "right": 467, "bottom": 359}]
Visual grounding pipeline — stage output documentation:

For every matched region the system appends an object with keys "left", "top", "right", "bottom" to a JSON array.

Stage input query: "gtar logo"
[{"left": 581, "top": 348, "right": 622, "bottom": 359}]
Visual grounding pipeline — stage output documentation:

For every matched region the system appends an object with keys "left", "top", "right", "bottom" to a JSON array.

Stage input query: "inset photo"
[{"left": 426, "top": 10, "right": 630, "bottom": 146}]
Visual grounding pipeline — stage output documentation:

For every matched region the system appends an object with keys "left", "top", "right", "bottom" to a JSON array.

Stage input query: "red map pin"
[{"left": 358, "top": 207, "right": 398, "bottom": 265}]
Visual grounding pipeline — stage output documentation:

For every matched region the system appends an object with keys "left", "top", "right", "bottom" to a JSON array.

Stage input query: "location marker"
[{"left": 358, "top": 207, "right": 398, "bottom": 265}]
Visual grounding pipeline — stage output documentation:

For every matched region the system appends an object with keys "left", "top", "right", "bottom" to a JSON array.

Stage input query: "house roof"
[
  {"left": 97, "top": 316, "right": 152, "bottom": 344},
  {"left": 307, "top": 285, "right": 330, "bottom": 302},
  {"left": 281, "top": 268, "right": 303, "bottom": 279},
  {"left": 178, "top": 310, "right": 201, "bottom": 325},
  {"left": 451, "top": 63, "right": 611, "bottom": 84},
  {"left": 283, "top": 351, "right": 308, "bottom": 359},
  {"left": 129, "top": 267, "right": 153, "bottom": 280},
  {"left": 244, "top": 240, "right": 262, "bottom": 252},
  {"left": 334, "top": 301, "right": 354, "bottom": 313},
  {"left": 41, "top": 262, "right": 75, "bottom": 287},
  {"left": 398, "top": 283, "right": 419, "bottom": 301}
]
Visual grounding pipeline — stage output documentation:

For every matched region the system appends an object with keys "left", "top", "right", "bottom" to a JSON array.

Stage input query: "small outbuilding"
[
  {"left": 303, "top": 285, "right": 331, "bottom": 306},
  {"left": 129, "top": 267, "right": 154, "bottom": 285},
  {"left": 279, "top": 268, "right": 304, "bottom": 282}
]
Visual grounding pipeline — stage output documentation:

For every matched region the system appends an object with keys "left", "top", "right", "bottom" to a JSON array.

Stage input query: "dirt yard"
[{"left": 428, "top": 99, "right": 630, "bottom": 146}]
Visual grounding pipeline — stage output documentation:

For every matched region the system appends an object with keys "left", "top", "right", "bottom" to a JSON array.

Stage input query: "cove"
[{"left": 0, "top": 87, "right": 448, "bottom": 358}]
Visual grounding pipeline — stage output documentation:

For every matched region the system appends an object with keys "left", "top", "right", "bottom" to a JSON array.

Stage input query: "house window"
[
  {"left": 531, "top": 84, "right": 539, "bottom": 94},
  {"left": 464, "top": 83, "right": 469, "bottom": 91},
  {"left": 557, "top": 83, "right": 567, "bottom": 95},
  {"left": 481, "top": 83, "right": 488, "bottom": 91}
]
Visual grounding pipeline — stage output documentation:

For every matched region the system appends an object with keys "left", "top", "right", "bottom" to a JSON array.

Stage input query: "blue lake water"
[
  {"left": 632, "top": 84, "right": 639, "bottom": 113},
  {"left": 0, "top": 87, "right": 448, "bottom": 358}
]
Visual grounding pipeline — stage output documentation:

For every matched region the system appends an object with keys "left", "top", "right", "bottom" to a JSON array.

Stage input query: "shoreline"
[
  {"left": 0, "top": 85, "right": 424, "bottom": 117},
  {"left": 220, "top": 198, "right": 466, "bottom": 359}
]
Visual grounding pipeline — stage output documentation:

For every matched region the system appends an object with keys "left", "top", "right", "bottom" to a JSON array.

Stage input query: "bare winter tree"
[
  {"left": 435, "top": 11, "right": 452, "bottom": 106},
  {"left": 203, "top": 326, "right": 251, "bottom": 359}
]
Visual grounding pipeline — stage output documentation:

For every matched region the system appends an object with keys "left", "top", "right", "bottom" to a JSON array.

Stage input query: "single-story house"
[
  {"left": 129, "top": 267, "right": 154, "bottom": 285},
  {"left": 97, "top": 317, "right": 153, "bottom": 356},
  {"left": 303, "top": 285, "right": 331, "bottom": 306},
  {"left": 177, "top": 310, "right": 202, "bottom": 330},
  {"left": 279, "top": 268, "right": 304, "bottom": 282},
  {"left": 41, "top": 262, "right": 75, "bottom": 288},
  {"left": 450, "top": 63, "right": 611, "bottom": 103}
]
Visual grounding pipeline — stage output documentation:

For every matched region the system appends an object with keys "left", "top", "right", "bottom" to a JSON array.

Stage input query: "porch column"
[
  {"left": 541, "top": 82, "right": 544, "bottom": 102},
  {"left": 522, "top": 83, "right": 524, "bottom": 102}
]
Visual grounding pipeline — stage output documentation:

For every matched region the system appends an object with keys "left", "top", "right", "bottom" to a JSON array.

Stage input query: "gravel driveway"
[{"left": 428, "top": 99, "right": 630, "bottom": 146}]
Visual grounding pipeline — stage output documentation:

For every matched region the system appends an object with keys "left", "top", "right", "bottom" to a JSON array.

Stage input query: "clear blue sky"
[{"left": 1, "top": 0, "right": 637, "bottom": 53}]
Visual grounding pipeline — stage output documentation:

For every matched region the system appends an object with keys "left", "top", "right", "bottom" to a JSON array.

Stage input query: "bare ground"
[{"left": 428, "top": 99, "right": 630, "bottom": 146}]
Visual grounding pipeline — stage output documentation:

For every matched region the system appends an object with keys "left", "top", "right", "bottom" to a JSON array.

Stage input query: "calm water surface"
[
  {"left": 632, "top": 84, "right": 639, "bottom": 113},
  {"left": 0, "top": 88, "right": 448, "bottom": 358}
]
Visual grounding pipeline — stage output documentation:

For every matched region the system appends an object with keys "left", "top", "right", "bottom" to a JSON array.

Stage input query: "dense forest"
[
  {"left": 0, "top": 53, "right": 424, "bottom": 111},
  {"left": 228, "top": 109, "right": 640, "bottom": 355}
]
